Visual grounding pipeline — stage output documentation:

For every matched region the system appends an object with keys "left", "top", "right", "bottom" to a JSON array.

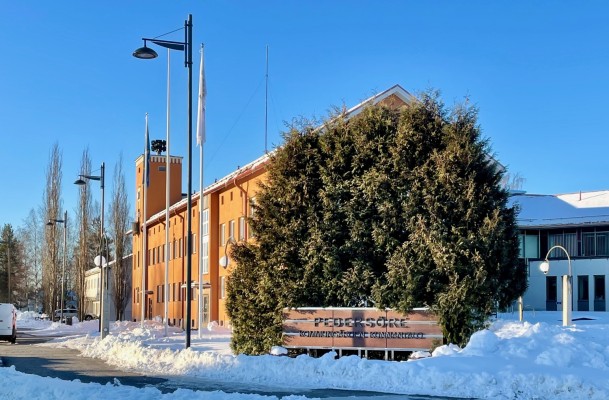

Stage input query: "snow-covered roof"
[{"left": 510, "top": 190, "right": 609, "bottom": 228}]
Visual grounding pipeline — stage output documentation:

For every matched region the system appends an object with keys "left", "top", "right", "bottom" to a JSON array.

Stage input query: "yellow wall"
[
  {"left": 132, "top": 154, "right": 268, "bottom": 329},
  {"left": 213, "top": 169, "right": 267, "bottom": 325}
]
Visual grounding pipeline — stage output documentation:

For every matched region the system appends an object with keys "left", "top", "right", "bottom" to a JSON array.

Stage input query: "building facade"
[
  {"left": 131, "top": 153, "right": 267, "bottom": 328},
  {"left": 513, "top": 191, "right": 609, "bottom": 313},
  {"left": 85, "top": 255, "right": 133, "bottom": 321}
]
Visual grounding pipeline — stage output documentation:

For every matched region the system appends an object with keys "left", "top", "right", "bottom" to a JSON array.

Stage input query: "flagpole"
[
  {"left": 164, "top": 48, "right": 171, "bottom": 337},
  {"left": 141, "top": 113, "right": 150, "bottom": 327},
  {"left": 198, "top": 133, "right": 204, "bottom": 338},
  {"left": 197, "top": 43, "right": 206, "bottom": 338}
]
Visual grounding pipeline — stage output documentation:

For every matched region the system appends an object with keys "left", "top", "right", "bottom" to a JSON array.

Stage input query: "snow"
[
  {"left": 3, "top": 311, "right": 609, "bottom": 399},
  {"left": 510, "top": 191, "right": 609, "bottom": 227}
]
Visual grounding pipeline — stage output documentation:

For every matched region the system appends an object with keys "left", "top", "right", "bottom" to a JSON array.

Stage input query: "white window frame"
[
  {"left": 220, "top": 223, "right": 226, "bottom": 246},
  {"left": 229, "top": 220, "right": 235, "bottom": 241},
  {"left": 239, "top": 216, "right": 246, "bottom": 241},
  {"left": 202, "top": 209, "right": 209, "bottom": 236},
  {"left": 202, "top": 236, "right": 209, "bottom": 274}
]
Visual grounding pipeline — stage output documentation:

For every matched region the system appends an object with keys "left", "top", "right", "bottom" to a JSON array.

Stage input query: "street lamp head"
[
  {"left": 74, "top": 177, "right": 87, "bottom": 185},
  {"left": 133, "top": 41, "right": 159, "bottom": 59},
  {"left": 540, "top": 260, "right": 550, "bottom": 275},
  {"left": 46, "top": 218, "right": 65, "bottom": 226}
]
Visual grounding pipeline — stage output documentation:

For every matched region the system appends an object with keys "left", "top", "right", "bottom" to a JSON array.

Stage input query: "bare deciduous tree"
[
  {"left": 75, "top": 149, "right": 95, "bottom": 321},
  {"left": 42, "top": 143, "right": 63, "bottom": 314},
  {"left": 18, "top": 208, "right": 43, "bottom": 310},
  {"left": 501, "top": 171, "right": 526, "bottom": 191},
  {"left": 109, "top": 154, "right": 131, "bottom": 321}
]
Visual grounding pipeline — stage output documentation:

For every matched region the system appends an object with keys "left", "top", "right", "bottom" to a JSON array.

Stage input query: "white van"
[{"left": 0, "top": 303, "right": 16, "bottom": 344}]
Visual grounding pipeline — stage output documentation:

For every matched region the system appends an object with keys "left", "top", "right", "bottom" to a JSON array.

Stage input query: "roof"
[
  {"left": 510, "top": 190, "right": 609, "bottom": 228},
  {"left": 203, "top": 84, "right": 414, "bottom": 194}
]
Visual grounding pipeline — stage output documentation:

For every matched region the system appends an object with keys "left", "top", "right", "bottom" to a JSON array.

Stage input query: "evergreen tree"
[
  {"left": 0, "top": 224, "right": 22, "bottom": 305},
  {"left": 228, "top": 91, "right": 526, "bottom": 353},
  {"left": 373, "top": 94, "right": 526, "bottom": 345}
]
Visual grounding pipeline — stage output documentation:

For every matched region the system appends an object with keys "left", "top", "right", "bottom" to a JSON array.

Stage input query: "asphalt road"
[{"left": 0, "top": 330, "right": 167, "bottom": 390}]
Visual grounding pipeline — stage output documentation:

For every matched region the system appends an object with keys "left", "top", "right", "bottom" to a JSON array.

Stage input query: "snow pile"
[{"left": 3, "top": 311, "right": 609, "bottom": 399}]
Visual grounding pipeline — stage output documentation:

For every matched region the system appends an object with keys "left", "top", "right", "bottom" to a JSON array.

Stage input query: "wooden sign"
[{"left": 282, "top": 307, "right": 443, "bottom": 351}]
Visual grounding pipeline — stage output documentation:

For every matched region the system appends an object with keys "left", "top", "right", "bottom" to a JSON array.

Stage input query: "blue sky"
[{"left": 1, "top": 1, "right": 608, "bottom": 229}]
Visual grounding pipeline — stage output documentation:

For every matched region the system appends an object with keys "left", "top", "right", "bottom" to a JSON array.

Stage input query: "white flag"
[{"left": 196, "top": 45, "right": 206, "bottom": 146}]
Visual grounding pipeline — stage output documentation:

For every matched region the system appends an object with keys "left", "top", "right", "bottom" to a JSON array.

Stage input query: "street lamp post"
[
  {"left": 219, "top": 237, "right": 236, "bottom": 269},
  {"left": 0, "top": 239, "right": 11, "bottom": 304},
  {"left": 539, "top": 245, "right": 572, "bottom": 326},
  {"left": 134, "top": 14, "right": 194, "bottom": 348},
  {"left": 46, "top": 211, "right": 67, "bottom": 323},
  {"left": 75, "top": 162, "right": 107, "bottom": 338}
]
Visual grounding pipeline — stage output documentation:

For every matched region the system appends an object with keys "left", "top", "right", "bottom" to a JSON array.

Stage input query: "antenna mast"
[{"left": 265, "top": 45, "right": 269, "bottom": 153}]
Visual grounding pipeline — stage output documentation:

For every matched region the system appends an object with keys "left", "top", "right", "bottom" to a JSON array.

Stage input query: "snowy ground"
[{"left": 2, "top": 310, "right": 609, "bottom": 399}]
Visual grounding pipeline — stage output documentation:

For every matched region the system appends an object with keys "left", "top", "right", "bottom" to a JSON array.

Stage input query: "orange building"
[
  {"left": 131, "top": 84, "right": 412, "bottom": 330},
  {"left": 132, "top": 151, "right": 268, "bottom": 328}
]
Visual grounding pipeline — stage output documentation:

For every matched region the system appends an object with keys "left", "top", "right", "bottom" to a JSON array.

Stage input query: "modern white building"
[
  {"left": 511, "top": 191, "right": 609, "bottom": 312},
  {"left": 84, "top": 267, "right": 101, "bottom": 319},
  {"left": 84, "top": 254, "right": 133, "bottom": 321}
]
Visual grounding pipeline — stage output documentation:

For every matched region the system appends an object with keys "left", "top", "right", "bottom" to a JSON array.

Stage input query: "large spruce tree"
[{"left": 226, "top": 92, "right": 526, "bottom": 353}]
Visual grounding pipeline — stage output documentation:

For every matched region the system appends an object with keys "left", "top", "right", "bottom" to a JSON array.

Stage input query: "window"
[
  {"left": 193, "top": 233, "right": 197, "bottom": 254},
  {"left": 229, "top": 220, "right": 235, "bottom": 241},
  {"left": 249, "top": 197, "right": 256, "bottom": 239},
  {"left": 546, "top": 276, "right": 557, "bottom": 311},
  {"left": 202, "top": 209, "right": 209, "bottom": 236},
  {"left": 594, "top": 275, "right": 606, "bottom": 311},
  {"left": 519, "top": 233, "right": 539, "bottom": 259},
  {"left": 598, "top": 232, "right": 609, "bottom": 255},
  {"left": 582, "top": 232, "right": 595, "bottom": 256},
  {"left": 202, "top": 236, "right": 209, "bottom": 274},
  {"left": 220, "top": 223, "right": 226, "bottom": 246},
  {"left": 578, "top": 275, "right": 590, "bottom": 311},
  {"left": 179, "top": 238, "right": 183, "bottom": 258},
  {"left": 239, "top": 217, "right": 246, "bottom": 241},
  {"left": 578, "top": 276, "right": 589, "bottom": 301},
  {"left": 549, "top": 232, "right": 577, "bottom": 257},
  {"left": 250, "top": 197, "right": 256, "bottom": 218},
  {"left": 585, "top": 231, "right": 609, "bottom": 256},
  {"left": 221, "top": 276, "right": 226, "bottom": 299}
]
